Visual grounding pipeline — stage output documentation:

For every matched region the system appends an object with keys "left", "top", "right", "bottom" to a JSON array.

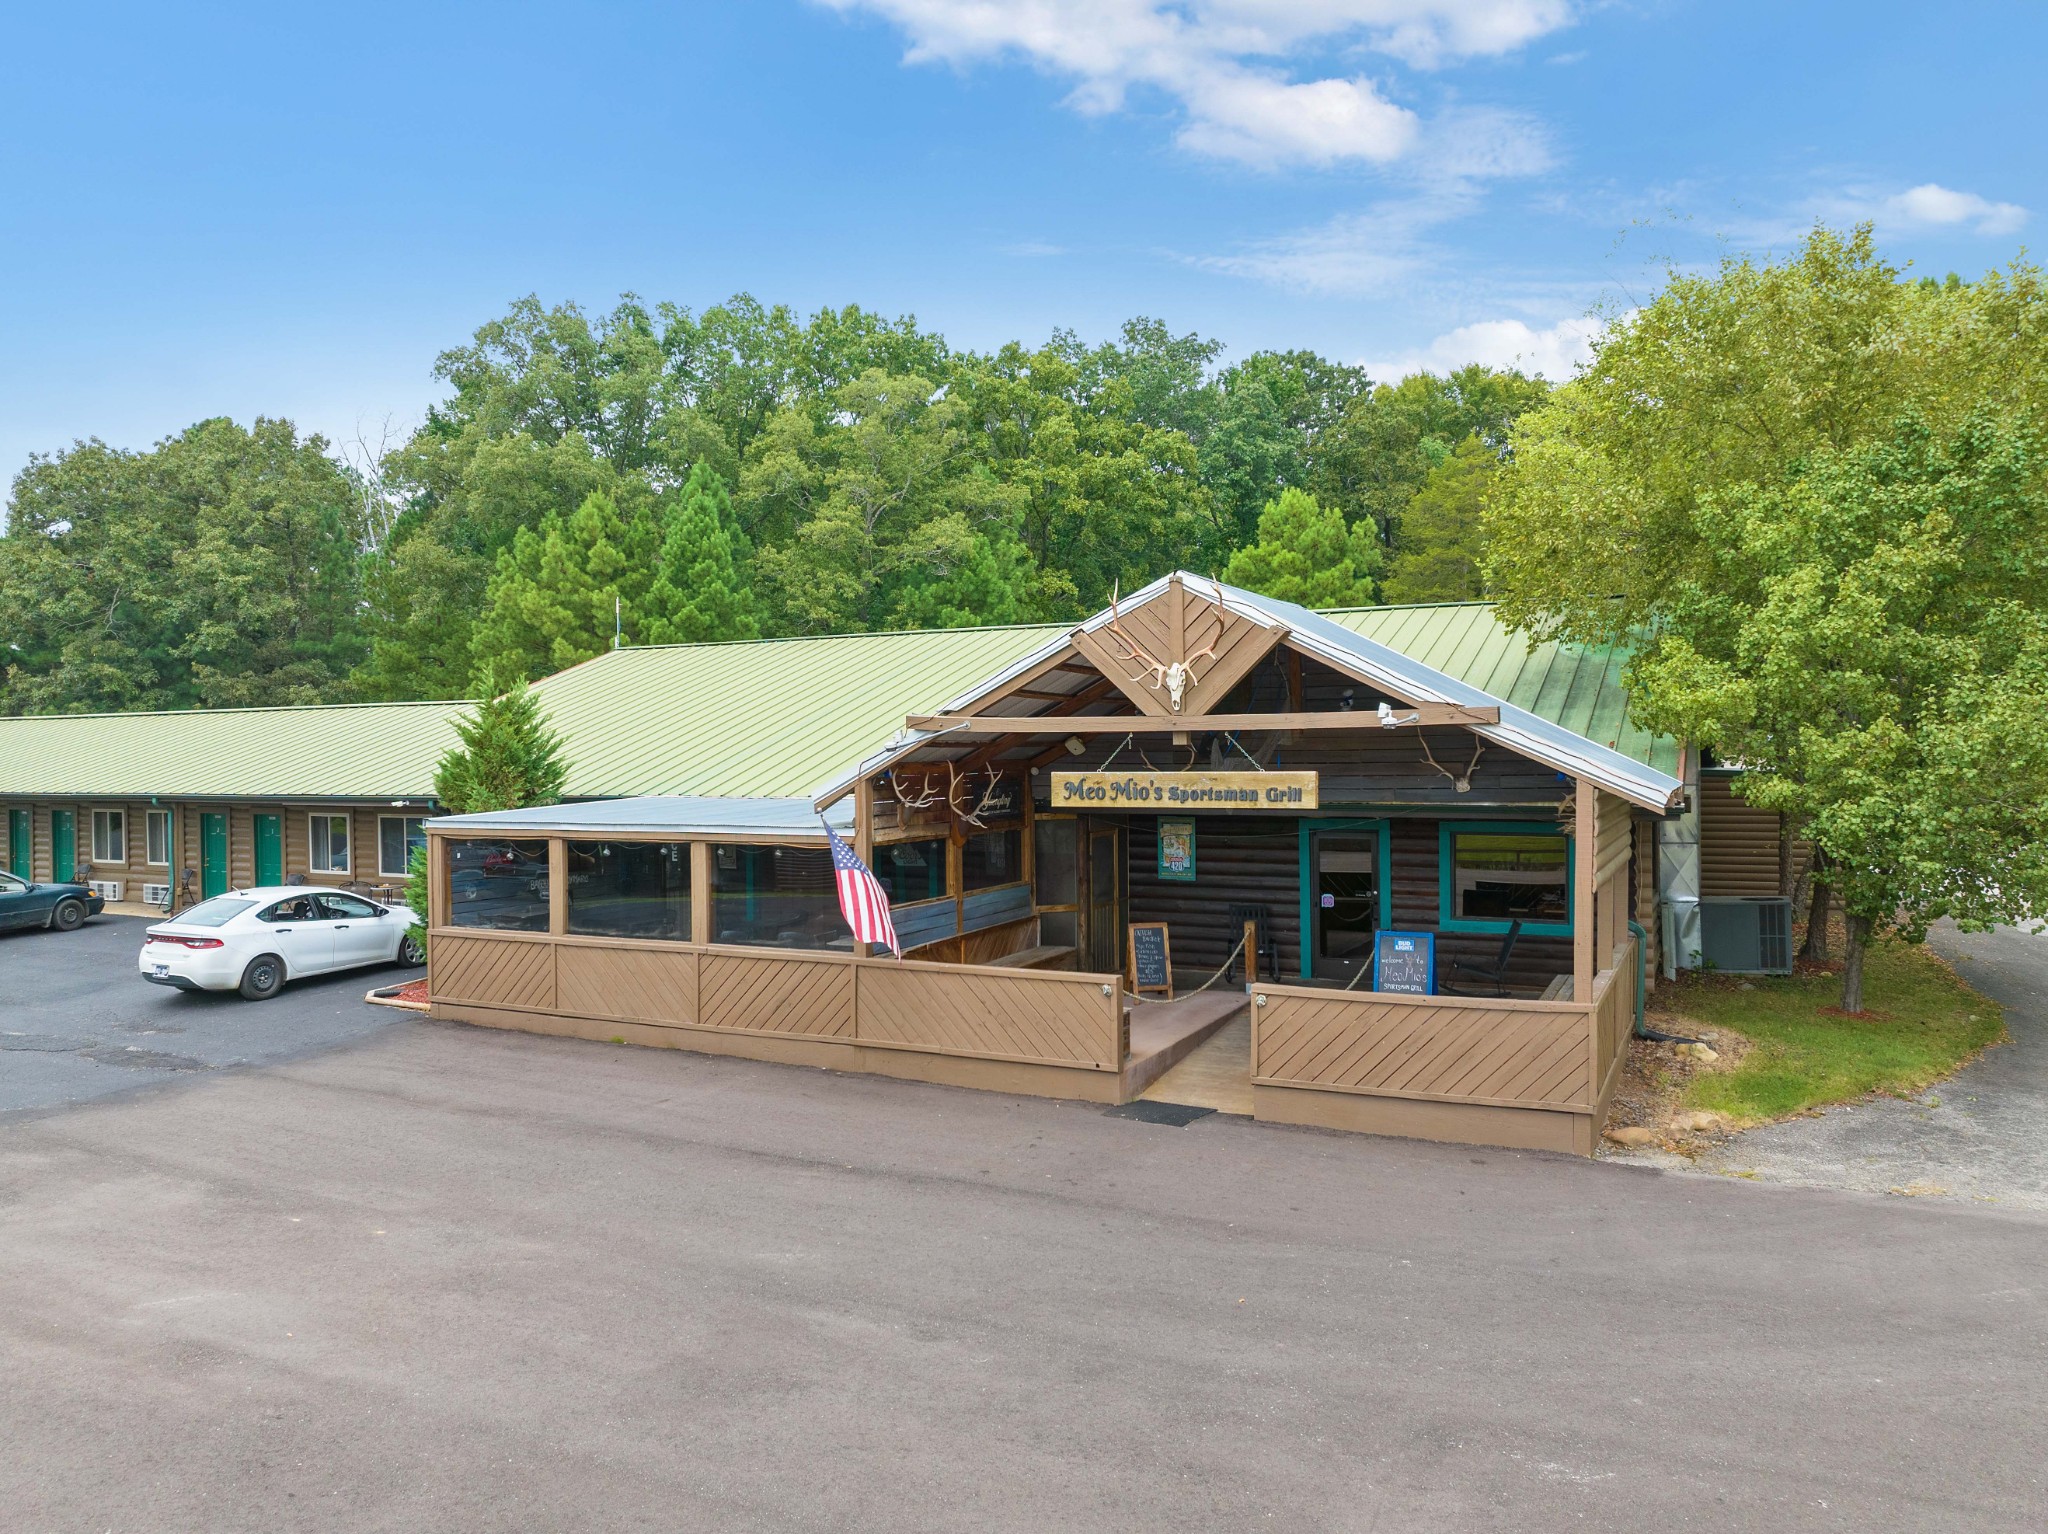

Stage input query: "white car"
[{"left": 140, "top": 886, "right": 425, "bottom": 1000}]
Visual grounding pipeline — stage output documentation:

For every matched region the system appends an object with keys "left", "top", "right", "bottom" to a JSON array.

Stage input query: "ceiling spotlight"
[{"left": 1064, "top": 736, "right": 1086, "bottom": 756}]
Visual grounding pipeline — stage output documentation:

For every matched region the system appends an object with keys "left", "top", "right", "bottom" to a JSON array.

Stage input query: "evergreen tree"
[
  {"left": 641, "top": 463, "right": 762, "bottom": 643},
  {"left": 433, "top": 665, "right": 571, "bottom": 815},
  {"left": 1381, "top": 436, "right": 1495, "bottom": 604},
  {"left": 1220, "top": 488, "right": 1382, "bottom": 607},
  {"left": 468, "top": 490, "right": 655, "bottom": 681}
]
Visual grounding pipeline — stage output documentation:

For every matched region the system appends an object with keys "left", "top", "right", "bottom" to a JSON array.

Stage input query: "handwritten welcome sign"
[{"left": 1049, "top": 771, "right": 1319, "bottom": 810}]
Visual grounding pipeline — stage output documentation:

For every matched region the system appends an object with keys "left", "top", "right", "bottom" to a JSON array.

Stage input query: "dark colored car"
[{"left": 0, "top": 870, "right": 106, "bottom": 932}]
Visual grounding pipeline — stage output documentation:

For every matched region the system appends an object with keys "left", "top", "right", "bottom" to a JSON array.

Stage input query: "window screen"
[
  {"left": 709, "top": 844, "right": 842, "bottom": 949},
  {"left": 962, "top": 828, "right": 1023, "bottom": 891},
  {"left": 871, "top": 837, "right": 947, "bottom": 904},
  {"left": 566, "top": 841, "right": 692, "bottom": 941},
  {"left": 445, "top": 839, "right": 551, "bottom": 931}
]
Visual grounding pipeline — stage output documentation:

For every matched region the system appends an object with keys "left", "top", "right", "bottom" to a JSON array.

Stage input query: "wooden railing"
[
  {"left": 429, "top": 929, "right": 1125, "bottom": 1073},
  {"left": 1253, "top": 986, "right": 1595, "bottom": 1110}
]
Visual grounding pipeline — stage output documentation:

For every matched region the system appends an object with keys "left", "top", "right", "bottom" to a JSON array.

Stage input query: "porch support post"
[
  {"left": 854, "top": 775, "right": 875, "bottom": 958},
  {"left": 1574, "top": 776, "right": 1595, "bottom": 1003},
  {"left": 690, "top": 841, "right": 712, "bottom": 946},
  {"left": 548, "top": 837, "right": 568, "bottom": 937}
]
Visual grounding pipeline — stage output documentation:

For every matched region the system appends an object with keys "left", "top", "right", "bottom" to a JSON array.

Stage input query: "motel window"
[
  {"left": 145, "top": 810, "right": 171, "bottom": 868},
  {"left": 566, "top": 841, "right": 692, "bottom": 941},
  {"left": 445, "top": 839, "right": 551, "bottom": 932},
  {"left": 310, "top": 813, "right": 351, "bottom": 874},
  {"left": 961, "top": 827, "right": 1023, "bottom": 891},
  {"left": 709, "top": 843, "right": 842, "bottom": 949},
  {"left": 379, "top": 816, "right": 427, "bottom": 877},
  {"left": 91, "top": 809, "right": 126, "bottom": 865},
  {"left": 871, "top": 837, "right": 947, "bottom": 904},
  {"left": 1442, "top": 827, "right": 1571, "bottom": 933}
]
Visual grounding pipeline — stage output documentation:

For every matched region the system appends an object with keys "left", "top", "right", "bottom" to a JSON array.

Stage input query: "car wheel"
[
  {"left": 51, "top": 899, "right": 86, "bottom": 932},
  {"left": 397, "top": 932, "right": 426, "bottom": 967},
  {"left": 239, "top": 954, "right": 285, "bottom": 1001}
]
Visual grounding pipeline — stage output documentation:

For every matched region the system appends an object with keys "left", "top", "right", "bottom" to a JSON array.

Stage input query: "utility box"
[{"left": 1698, "top": 896, "right": 1793, "bottom": 975}]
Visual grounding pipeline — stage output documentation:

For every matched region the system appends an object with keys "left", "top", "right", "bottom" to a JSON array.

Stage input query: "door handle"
[{"left": 335, "top": 924, "right": 350, "bottom": 930}]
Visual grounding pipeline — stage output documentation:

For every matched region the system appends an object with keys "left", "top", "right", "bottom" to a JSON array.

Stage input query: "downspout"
[{"left": 1629, "top": 916, "right": 1702, "bottom": 1045}]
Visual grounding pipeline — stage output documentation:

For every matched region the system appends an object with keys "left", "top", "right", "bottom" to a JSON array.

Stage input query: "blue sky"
[{"left": 2, "top": 1, "right": 2040, "bottom": 485}]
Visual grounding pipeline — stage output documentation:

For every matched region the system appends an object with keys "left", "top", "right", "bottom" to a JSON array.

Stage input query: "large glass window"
[
  {"left": 709, "top": 843, "right": 843, "bottom": 949},
  {"left": 446, "top": 838, "right": 551, "bottom": 931},
  {"left": 566, "top": 841, "right": 692, "bottom": 941},
  {"left": 145, "top": 810, "right": 171, "bottom": 867},
  {"left": 871, "top": 837, "right": 947, "bottom": 904},
  {"left": 380, "top": 816, "right": 427, "bottom": 877},
  {"left": 91, "top": 809, "right": 126, "bottom": 865},
  {"left": 310, "top": 813, "right": 351, "bottom": 874},
  {"left": 1444, "top": 828, "right": 1570, "bottom": 931},
  {"left": 962, "top": 827, "right": 1023, "bottom": 891}
]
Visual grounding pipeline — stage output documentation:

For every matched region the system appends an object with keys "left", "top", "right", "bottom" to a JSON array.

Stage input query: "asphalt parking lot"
[
  {"left": 1, "top": 950, "right": 2043, "bottom": 1531},
  {"left": 0, "top": 914, "right": 419, "bottom": 1115}
]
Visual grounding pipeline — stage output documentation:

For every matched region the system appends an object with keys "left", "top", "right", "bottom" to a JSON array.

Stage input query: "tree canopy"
[
  {"left": 1486, "top": 227, "right": 2048, "bottom": 1007},
  {"left": 2, "top": 292, "right": 1558, "bottom": 715}
]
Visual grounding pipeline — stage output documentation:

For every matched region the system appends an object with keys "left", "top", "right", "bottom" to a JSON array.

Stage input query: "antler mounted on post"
[{"left": 948, "top": 765, "right": 1007, "bottom": 828}]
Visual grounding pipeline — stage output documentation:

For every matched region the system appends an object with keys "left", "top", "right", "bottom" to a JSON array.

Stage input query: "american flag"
[{"left": 825, "top": 823, "right": 901, "bottom": 958}]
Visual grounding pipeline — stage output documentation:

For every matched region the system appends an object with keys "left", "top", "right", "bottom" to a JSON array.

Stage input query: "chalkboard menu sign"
[
  {"left": 1128, "top": 922, "right": 1173, "bottom": 999},
  {"left": 1373, "top": 930, "right": 1435, "bottom": 995}
]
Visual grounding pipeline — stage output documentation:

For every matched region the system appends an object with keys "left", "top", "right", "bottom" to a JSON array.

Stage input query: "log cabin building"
[
  {"left": 421, "top": 575, "right": 1684, "bottom": 1155},
  {"left": 3, "top": 576, "right": 1789, "bottom": 1153}
]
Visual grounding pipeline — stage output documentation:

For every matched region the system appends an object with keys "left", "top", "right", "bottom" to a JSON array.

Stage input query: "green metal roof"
[
  {"left": 0, "top": 603, "right": 1675, "bottom": 802},
  {"left": 0, "top": 699, "right": 467, "bottom": 800},
  {"left": 533, "top": 623, "right": 1065, "bottom": 800},
  {"left": 1324, "top": 603, "right": 1680, "bottom": 778}
]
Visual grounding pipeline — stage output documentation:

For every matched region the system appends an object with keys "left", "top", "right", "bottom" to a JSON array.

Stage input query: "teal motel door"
[
  {"left": 253, "top": 813, "right": 283, "bottom": 888},
  {"left": 6, "top": 808, "right": 26, "bottom": 877},
  {"left": 200, "top": 813, "right": 229, "bottom": 898},
  {"left": 50, "top": 810, "right": 76, "bottom": 884}
]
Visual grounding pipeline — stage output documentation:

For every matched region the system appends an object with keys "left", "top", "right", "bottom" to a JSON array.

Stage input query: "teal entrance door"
[
  {"left": 50, "top": 810, "right": 76, "bottom": 884},
  {"left": 200, "top": 813, "right": 228, "bottom": 898},
  {"left": 6, "top": 808, "right": 26, "bottom": 877},
  {"left": 253, "top": 813, "right": 282, "bottom": 887}
]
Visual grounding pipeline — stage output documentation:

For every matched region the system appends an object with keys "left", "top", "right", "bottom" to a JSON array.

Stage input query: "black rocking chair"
[{"left": 1446, "top": 920, "right": 1523, "bottom": 996}]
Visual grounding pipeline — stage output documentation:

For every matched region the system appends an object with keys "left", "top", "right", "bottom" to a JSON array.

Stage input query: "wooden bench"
[{"left": 985, "top": 944, "right": 1078, "bottom": 971}]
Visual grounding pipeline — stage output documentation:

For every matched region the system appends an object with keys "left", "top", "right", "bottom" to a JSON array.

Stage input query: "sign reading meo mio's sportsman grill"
[{"left": 1049, "top": 770, "right": 1318, "bottom": 810}]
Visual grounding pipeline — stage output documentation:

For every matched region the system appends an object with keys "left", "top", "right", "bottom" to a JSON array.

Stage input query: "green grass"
[{"left": 1666, "top": 937, "right": 2005, "bottom": 1123}]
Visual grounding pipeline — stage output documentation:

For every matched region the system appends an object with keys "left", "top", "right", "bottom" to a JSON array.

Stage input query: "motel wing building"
[{"left": 0, "top": 578, "right": 1794, "bottom": 1153}]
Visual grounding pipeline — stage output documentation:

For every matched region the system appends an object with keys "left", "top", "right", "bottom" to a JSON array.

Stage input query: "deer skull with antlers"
[
  {"left": 1100, "top": 579, "right": 1225, "bottom": 713},
  {"left": 948, "top": 764, "right": 1008, "bottom": 828}
]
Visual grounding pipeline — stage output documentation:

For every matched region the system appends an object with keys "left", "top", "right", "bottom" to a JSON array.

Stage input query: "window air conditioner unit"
[
  {"left": 88, "top": 880, "right": 124, "bottom": 902},
  {"left": 142, "top": 883, "right": 172, "bottom": 907},
  {"left": 1698, "top": 897, "right": 1793, "bottom": 975}
]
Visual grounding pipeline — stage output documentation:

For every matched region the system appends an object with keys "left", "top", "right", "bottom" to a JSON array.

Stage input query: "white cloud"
[
  {"left": 1880, "top": 183, "right": 2027, "bottom": 237},
  {"left": 1361, "top": 313, "right": 1606, "bottom": 382},
  {"left": 1191, "top": 108, "right": 1550, "bottom": 292},
  {"left": 816, "top": 2, "right": 1575, "bottom": 168}
]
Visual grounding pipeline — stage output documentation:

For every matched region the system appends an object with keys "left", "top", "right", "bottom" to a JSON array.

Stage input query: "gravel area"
[{"left": 1604, "top": 922, "right": 2048, "bottom": 1209}]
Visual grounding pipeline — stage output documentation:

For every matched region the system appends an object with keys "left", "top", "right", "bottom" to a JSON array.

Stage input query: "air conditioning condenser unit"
[
  {"left": 1698, "top": 896, "right": 1793, "bottom": 975},
  {"left": 142, "top": 883, "right": 172, "bottom": 907}
]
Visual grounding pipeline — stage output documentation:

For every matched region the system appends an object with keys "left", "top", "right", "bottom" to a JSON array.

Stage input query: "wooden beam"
[{"left": 908, "top": 705, "right": 1500, "bottom": 734}]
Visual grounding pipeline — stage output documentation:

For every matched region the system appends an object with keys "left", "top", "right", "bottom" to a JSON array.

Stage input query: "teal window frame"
[
  {"left": 1438, "top": 820, "right": 1574, "bottom": 936},
  {"left": 1296, "top": 817, "right": 1393, "bottom": 980}
]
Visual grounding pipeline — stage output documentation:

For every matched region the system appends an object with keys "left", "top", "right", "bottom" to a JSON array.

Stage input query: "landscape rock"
[{"left": 1604, "top": 1126, "right": 1660, "bottom": 1148}]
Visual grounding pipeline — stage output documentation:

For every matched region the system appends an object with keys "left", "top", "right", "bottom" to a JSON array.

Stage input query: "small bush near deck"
[{"left": 1663, "top": 938, "right": 2004, "bottom": 1123}]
